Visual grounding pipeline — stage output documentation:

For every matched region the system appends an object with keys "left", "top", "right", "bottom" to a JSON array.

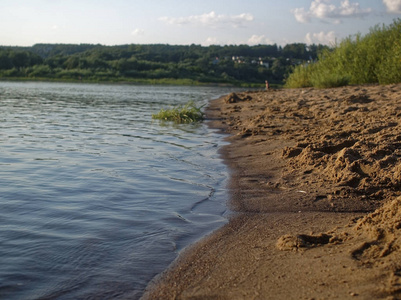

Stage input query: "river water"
[{"left": 0, "top": 82, "right": 237, "bottom": 299}]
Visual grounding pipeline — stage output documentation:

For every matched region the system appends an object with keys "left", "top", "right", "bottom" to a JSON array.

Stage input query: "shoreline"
[{"left": 142, "top": 84, "right": 401, "bottom": 299}]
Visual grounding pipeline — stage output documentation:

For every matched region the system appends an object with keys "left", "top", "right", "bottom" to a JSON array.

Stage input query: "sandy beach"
[{"left": 142, "top": 84, "right": 401, "bottom": 299}]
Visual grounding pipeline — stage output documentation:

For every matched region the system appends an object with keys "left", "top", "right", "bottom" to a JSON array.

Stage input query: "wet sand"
[{"left": 142, "top": 84, "right": 401, "bottom": 299}]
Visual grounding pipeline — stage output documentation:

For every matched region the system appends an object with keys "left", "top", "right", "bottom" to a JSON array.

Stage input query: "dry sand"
[{"left": 142, "top": 84, "right": 401, "bottom": 299}]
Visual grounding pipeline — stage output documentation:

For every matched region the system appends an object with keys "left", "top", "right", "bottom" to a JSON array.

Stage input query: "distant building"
[{"left": 232, "top": 56, "right": 245, "bottom": 64}]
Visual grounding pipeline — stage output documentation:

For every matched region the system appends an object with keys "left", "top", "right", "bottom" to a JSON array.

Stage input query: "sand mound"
[
  {"left": 352, "top": 197, "right": 401, "bottom": 263},
  {"left": 276, "top": 233, "right": 333, "bottom": 251},
  {"left": 276, "top": 196, "right": 401, "bottom": 259},
  {"left": 224, "top": 92, "right": 252, "bottom": 104}
]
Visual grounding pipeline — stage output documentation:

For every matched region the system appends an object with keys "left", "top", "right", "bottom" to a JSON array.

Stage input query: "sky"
[{"left": 1, "top": 0, "right": 400, "bottom": 47}]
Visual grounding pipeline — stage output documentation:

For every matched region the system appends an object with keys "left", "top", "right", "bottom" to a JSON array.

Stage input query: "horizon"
[
  {"left": 0, "top": 41, "right": 329, "bottom": 48},
  {"left": 1, "top": 1, "right": 400, "bottom": 48}
]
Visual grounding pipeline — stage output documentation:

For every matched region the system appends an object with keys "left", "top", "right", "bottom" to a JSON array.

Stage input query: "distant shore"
[
  {"left": 142, "top": 84, "right": 401, "bottom": 299},
  {"left": 0, "top": 77, "right": 232, "bottom": 86},
  {"left": 0, "top": 77, "right": 271, "bottom": 88}
]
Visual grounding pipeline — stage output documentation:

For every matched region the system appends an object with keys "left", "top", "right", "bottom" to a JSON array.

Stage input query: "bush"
[
  {"left": 376, "top": 42, "right": 401, "bottom": 84},
  {"left": 310, "top": 68, "right": 350, "bottom": 89},
  {"left": 374, "top": 20, "right": 401, "bottom": 84},
  {"left": 285, "top": 18, "right": 401, "bottom": 88},
  {"left": 284, "top": 64, "right": 314, "bottom": 88}
]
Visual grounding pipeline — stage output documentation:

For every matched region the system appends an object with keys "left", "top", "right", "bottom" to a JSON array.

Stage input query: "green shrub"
[
  {"left": 152, "top": 101, "right": 205, "bottom": 123},
  {"left": 376, "top": 42, "right": 401, "bottom": 84},
  {"left": 284, "top": 64, "right": 314, "bottom": 88},
  {"left": 285, "top": 18, "right": 401, "bottom": 88},
  {"left": 310, "top": 71, "right": 350, "bottom": 89},
  {"left": 374, "top": 20, "right": 401, "bottom": 84}
]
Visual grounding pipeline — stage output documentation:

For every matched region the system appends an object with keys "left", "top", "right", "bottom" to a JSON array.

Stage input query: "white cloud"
[
  {"left": 292, "top": 8, "right": 311, "bottom": 23},
  {"left": 383, "top": 0, "right": 401, "bottom": 13},
  {"left": 132, "top": 28, "right": 145, "bottom": 36},
  {"left": 247, "top": 35, "right": 273, "bottom": 45},
  {"left": 305, "top": 31, "right": 337, "bottom": 45},
  {"left": 292, "top": 0, "right": 372, "bottom": 24},
  {"left": 159, "top": 11, "right": 254, "bottom": 28},
  {"left": 309, "top": 0, "right": 337, "bottom": 19},
  {"left": 203, "top": 37, "right": 219, "bottom": 46}
]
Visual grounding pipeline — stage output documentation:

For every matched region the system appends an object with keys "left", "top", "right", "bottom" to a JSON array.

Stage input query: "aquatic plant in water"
[{"left": 152, "top": 101, "right": 205, "bottom": 123}]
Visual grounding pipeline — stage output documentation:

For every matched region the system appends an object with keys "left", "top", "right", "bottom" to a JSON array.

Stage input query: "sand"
[{"left": 142, "top": 84, "right": 401, "bottom": 299}]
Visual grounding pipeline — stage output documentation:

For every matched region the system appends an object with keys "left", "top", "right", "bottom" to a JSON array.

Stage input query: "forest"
[{"left": 0, "top": 43, "right": 328, "bottom": 86}]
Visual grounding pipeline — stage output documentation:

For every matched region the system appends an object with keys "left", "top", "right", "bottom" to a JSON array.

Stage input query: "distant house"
[
  {"left": 232, "top": 56, "right": 245, "bottom": 64},
  {"left": 257, "top": 57, "right": 269, "bottom": 69}
]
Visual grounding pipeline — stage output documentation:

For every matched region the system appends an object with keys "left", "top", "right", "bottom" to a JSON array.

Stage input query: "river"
[{"left": 0, "top": 81, "right": 237, "bottom": 299}]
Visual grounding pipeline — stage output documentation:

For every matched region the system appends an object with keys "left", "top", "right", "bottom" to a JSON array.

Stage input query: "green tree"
[{"left": 0, "top": 50, "right": 13, "bottom": 69}]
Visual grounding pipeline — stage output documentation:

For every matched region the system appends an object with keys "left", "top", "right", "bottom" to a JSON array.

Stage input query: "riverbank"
[{"left": 142, "top": 84, "right": 401, "bottom": 299}]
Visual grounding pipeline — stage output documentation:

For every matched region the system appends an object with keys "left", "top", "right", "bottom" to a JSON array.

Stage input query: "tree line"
[{"left": 0, "top": 43, "right": 328, "bottom": 86}]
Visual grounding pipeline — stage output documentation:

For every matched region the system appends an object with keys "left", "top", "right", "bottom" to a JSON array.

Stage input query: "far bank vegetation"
[{"left": 0, "top": 43, "right": 328, "bottom": 87}]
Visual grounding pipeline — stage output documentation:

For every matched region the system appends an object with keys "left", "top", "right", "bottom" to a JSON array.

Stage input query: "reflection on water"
[{"left": 0, "top": 82, "right": 236, "bottom": 299}]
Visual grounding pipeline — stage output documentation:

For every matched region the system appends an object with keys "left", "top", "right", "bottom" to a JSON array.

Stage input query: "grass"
[
  {"left": 285, "top": 18, "right": 401, "bottom": 88},
  {"left": 152, "top": 101, "right": 205, "bottom": 123}
]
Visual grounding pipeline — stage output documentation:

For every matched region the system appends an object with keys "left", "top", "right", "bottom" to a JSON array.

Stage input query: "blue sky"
[{"left": 1, "top": 0, "right": 400, "bottom": 46}]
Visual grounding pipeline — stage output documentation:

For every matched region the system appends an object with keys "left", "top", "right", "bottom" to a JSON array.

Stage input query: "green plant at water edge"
[{"left": 152, "top": 101, "right": 205, "bottom": 123}]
